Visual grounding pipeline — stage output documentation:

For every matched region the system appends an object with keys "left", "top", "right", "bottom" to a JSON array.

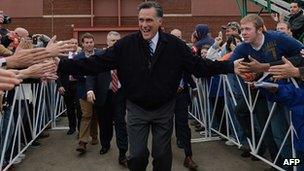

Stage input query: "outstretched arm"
[
  {"left": 58, "top": 47, "right": 117, "bottom": 76},
  {"left": 181, "top": 42, "right": 234, "bottom": 78}
]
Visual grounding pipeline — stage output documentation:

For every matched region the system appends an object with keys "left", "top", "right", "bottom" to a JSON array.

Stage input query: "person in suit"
[
  {"left": 74, "top": 33, "right": 100, "bottom": 154},
  {"left": 170, "top": 29, "right": 198, "bottom": 169},
  {"left": 57, "top": 38, "right": 82, "bottom": 135},
  {"left": 86, "top": 31, "right": 128, "bottom": 166},
  {"left": 58, "top": 2, "right": 237, "bottom": 170}
]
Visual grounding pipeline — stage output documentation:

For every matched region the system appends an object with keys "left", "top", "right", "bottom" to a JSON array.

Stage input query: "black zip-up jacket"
[
  {"left": 287, "top": 9, "right": 304, "bottom": 41},
  {"left": 58, "top": 31, "right": 234, "bottom": 110}
]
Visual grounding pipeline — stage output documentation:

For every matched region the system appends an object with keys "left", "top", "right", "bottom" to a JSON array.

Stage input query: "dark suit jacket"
[
  {"left": 74, "top": 49, "right": 102, "bottom": 99},
  {"left": 57, "top": 56, "right": 70, "bottom": 89},
  {"left": 86, "top": 71, "right": 111, "bottom": 106},
  {"left": 59, "top": 31, "right": 234, "bottom": 110}
]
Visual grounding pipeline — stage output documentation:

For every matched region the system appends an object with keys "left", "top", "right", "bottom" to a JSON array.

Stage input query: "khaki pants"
[{"left": 78, "top": 99, "right": 98, "bottom": 143}]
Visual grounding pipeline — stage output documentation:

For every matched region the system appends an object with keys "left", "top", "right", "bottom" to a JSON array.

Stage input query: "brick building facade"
[{"left": 1, "top": 0, "right": 276, "bottom": 47}]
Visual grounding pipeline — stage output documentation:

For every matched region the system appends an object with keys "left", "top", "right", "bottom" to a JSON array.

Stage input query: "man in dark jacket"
[
  {"left": 286, "top": 0, "right": 304, "bottom": 42},
  {"left": 86, "top": 31, "right": 128, "bottom": 166},
  {"left": 170, "top": 28, "right": 198, "bottom": 169},
  {"left": 58, "top": 2, "right": 236, "bottom": 171},
  {"left": 57, "top": 38, "right": 82, "bottom": 135}
]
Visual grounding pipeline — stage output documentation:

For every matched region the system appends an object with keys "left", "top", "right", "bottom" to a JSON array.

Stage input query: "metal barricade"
[
  {"left": 190, "top": 74, "right": 301, "bottom": 171},
  {"left": 0, "top": 81, "right": 65, "bottom": 171}
]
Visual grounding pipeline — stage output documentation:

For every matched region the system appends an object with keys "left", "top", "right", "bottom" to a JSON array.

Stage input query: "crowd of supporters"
[{"left": 0, "top": 10, "right": 74, "bottom": 170}]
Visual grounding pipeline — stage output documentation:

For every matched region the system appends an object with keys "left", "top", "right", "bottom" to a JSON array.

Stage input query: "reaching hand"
[
  {"left": 233, "top": 58, "right": 245, "bottom": 75},
  {"left": 6, "top": 48, "right": 51, "bottom": 69},
  {"left": 17, "top": 60, "right": 57, "bottom": 79},
  {"left": 46, "top": 36, "right": 77, "bottom": 57},
  {"left": 234, "top": 58, "right": 257, "bottom": 81},
  {"left": 0, "top": 69, "right": 21, "bottom": 93},
  {"left": 268, "top": 57, "right": 300, "bottom": 79},
  {"left": 214, "top": 36, "right": 223, "bottom": 49},
  {"left": 239, "top": 56, "right": 269, "bottom": 73}
]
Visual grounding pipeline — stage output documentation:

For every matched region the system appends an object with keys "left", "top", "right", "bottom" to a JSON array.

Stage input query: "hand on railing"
[{"left": 58, "top": 86, "right": 65, "bottom": 95}]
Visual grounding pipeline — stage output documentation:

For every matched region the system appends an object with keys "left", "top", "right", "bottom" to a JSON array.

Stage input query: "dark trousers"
[
  {"left": 95, "top": 89, "right": 127, "bottom": 154},
  {"left": 235, "top": 94, "right": 281, "bottom": 162},
  {"left": 174, "top": 89, "right": 192, "bottom": 157},
  {"left": 127, "top": 100, "right": 175, "bottom": 171},
  {"left": 63, "top": 81, "right": 82, "bottom": 131}
]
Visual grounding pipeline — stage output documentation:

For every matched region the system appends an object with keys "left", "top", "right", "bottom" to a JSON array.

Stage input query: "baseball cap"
[{"left": 221, "top": 22, "right": 241, "bottom": 31}]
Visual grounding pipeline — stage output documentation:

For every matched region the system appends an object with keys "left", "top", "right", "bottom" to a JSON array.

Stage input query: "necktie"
[
  {"left": 111, "top": 70, "right": 119, "bottom": 93},
  {"left": 147, "top": 40, "right": 154, "bottom": 57}
]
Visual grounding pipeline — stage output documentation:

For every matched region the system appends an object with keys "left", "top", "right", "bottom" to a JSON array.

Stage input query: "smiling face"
[
  {"left": 82, "top": 38, "right": 94, "bottom": 53},
  {"left": 138, "top": 7, "right": 162, "bottom": 40}
]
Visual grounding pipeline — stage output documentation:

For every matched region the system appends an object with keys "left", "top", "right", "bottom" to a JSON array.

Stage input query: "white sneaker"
[{"left": 225, "top": 137, "right": 236, "bottom": 146}]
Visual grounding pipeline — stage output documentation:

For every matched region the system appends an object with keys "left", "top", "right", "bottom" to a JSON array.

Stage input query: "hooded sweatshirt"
[{"left": 194, "top": 24, "right": 215, "bottom": 50}]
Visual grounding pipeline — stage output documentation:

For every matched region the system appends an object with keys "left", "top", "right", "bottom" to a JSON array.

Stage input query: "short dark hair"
[
  {"left": 81, "top": 33, "right": 94, "bottom": 42},
  {"left": 292, "top": 0, "right": 304, "bottom": 8},
  {"left": 138, "top": 1, "right": 163, "bottom": 18}
]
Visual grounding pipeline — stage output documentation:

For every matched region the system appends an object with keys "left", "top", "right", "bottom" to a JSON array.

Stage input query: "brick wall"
[
  {"left": 4, "top": 15, "right": 276, "bottom": 44},
  {"left": 3, "top": 0, "right": 277, "bottom": 44}
]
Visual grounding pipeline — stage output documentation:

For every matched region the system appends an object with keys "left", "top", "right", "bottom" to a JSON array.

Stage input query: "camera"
[
  {"left": 32, "top": 34, "right": 50, "bottom": 48},
  {"left": 2, "top": 15, "right": 11, "bottom": 24}
]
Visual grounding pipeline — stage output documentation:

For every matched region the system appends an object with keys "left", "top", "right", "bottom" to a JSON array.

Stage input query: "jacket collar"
[{"left": 138, "top": 31, "right": 168, "bottom": 71}]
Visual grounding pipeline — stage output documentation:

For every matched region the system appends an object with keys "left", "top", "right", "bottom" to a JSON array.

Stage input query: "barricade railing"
[
  {"left": 0, "top": 81, "right": 65, "bottom": 171},
  {"left": 190, "top": 74, "right": 300, "bottom": 171}
]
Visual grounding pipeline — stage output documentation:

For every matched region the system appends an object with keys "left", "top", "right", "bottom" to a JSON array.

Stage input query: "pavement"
[{"left": 14, "top": 119, "right": 270, "bottom": 171}]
